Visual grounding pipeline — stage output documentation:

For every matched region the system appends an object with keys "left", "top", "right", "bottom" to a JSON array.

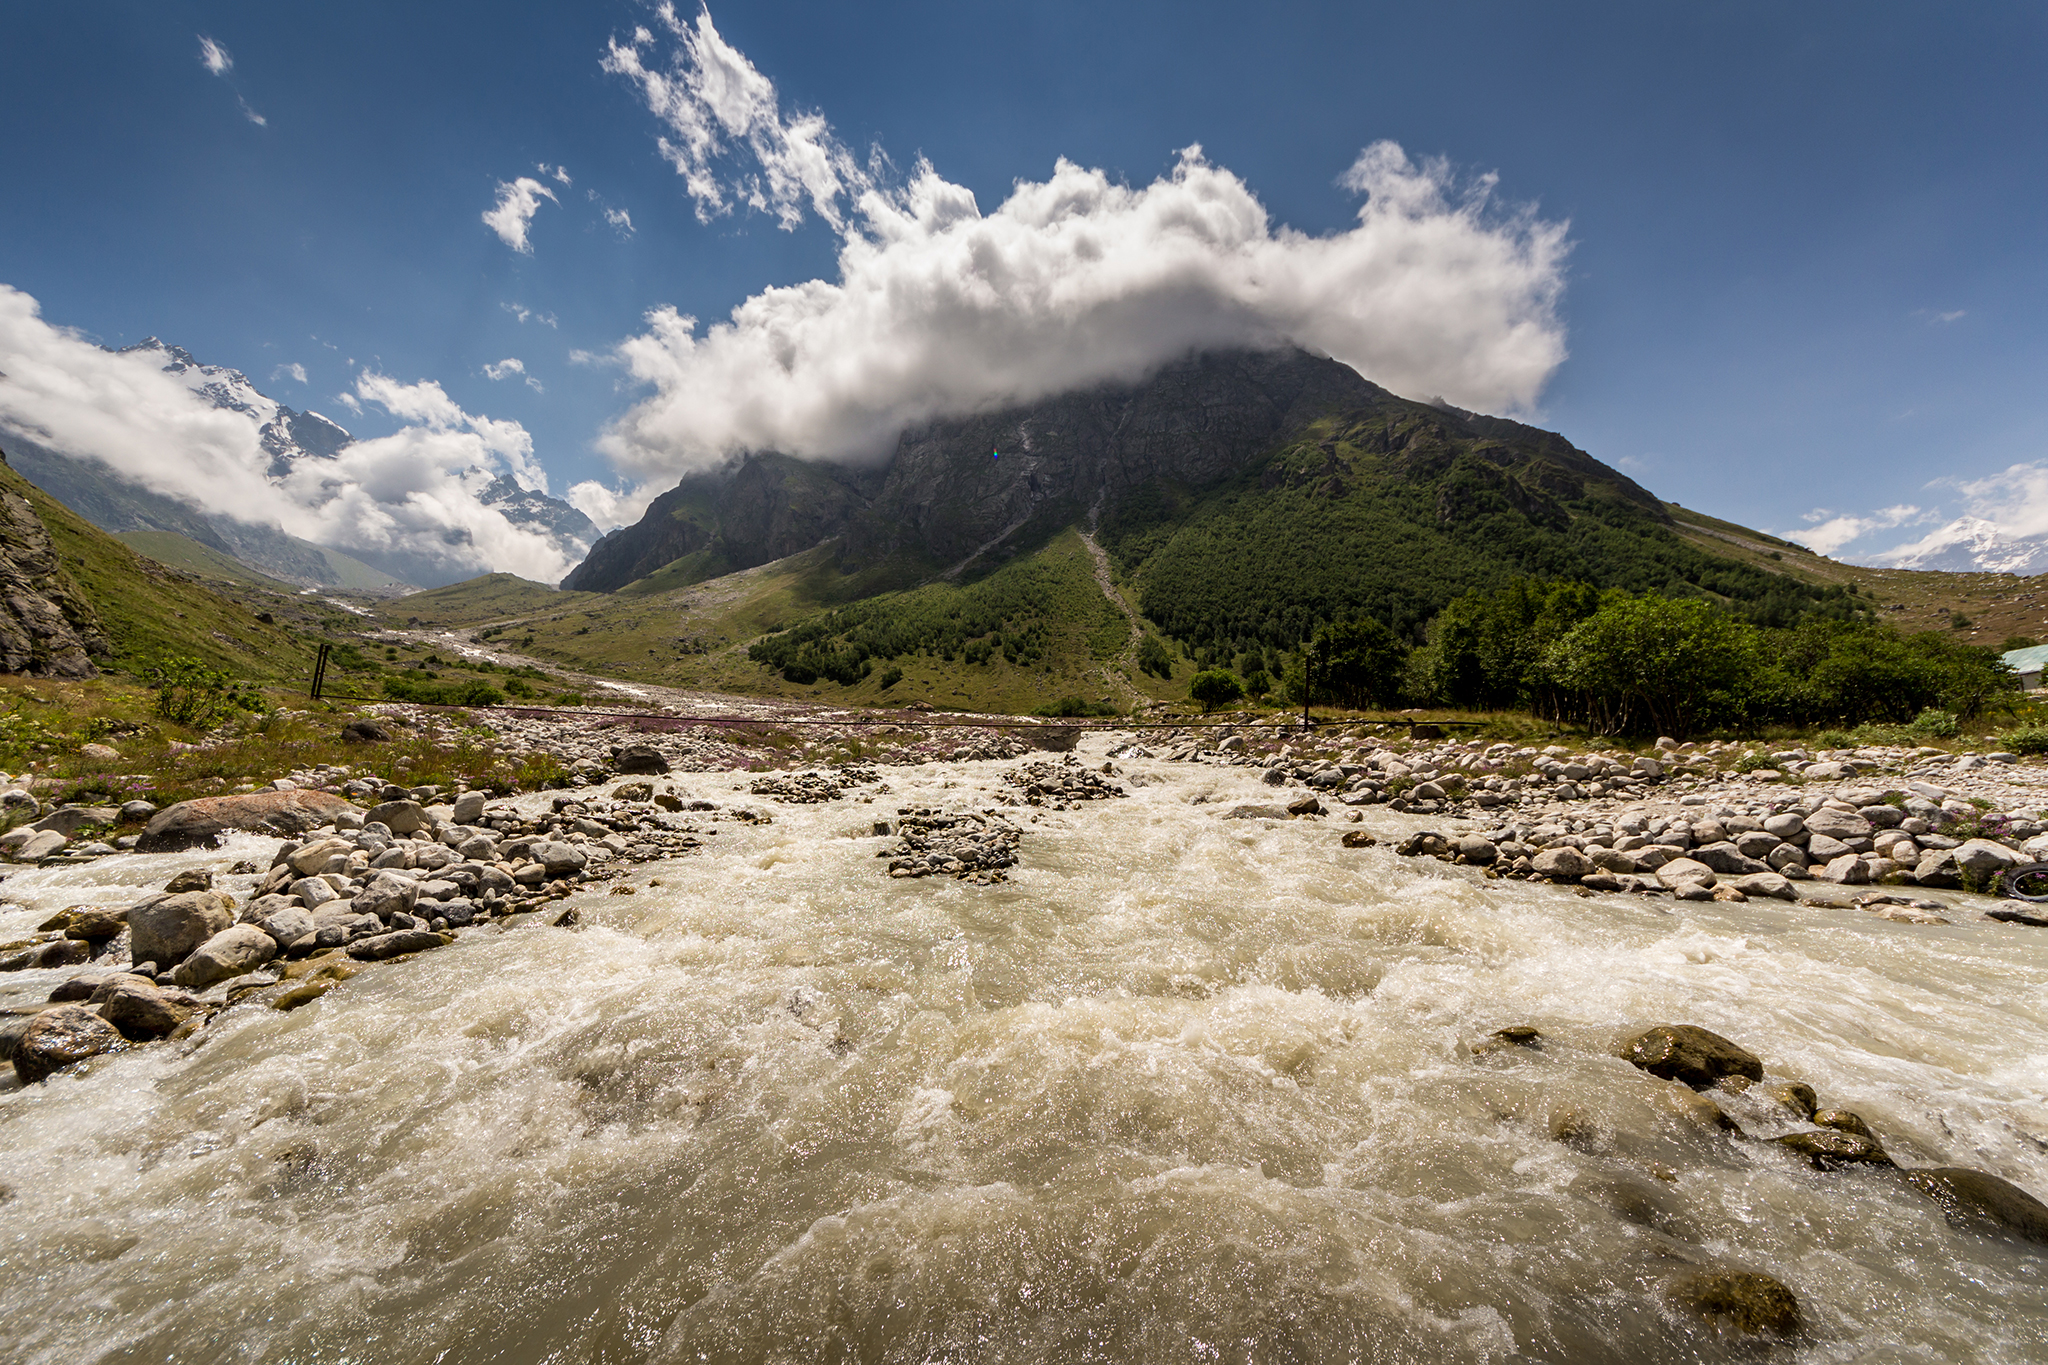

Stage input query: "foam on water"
[{"left": 1, "top": 748, "right": 2044, "bottom": 1363}]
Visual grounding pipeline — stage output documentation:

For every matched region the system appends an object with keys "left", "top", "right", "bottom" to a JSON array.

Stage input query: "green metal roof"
[{"left": 2002, "top": 644, "right": 2048, "bottom": 673}]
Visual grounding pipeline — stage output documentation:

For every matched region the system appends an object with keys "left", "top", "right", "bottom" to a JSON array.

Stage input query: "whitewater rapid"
[{"left": 1, "top": 742, "right": 2044, "bottom": 1363}]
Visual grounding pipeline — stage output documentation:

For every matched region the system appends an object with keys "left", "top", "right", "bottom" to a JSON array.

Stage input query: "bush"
[
  {"left": 1244, "top": 668, "right": 1271, "bottom": 698},
  {"left": 1908, "top": 708, "right": 1958, "bottom": 739},
  {"left": 1136, "top": 634, "right": 1174, "bottom": 679},
  {"left": 1036, "top": 695, "right": 1120, "bottom": 717},
  {"left": 1999, "top": 726, "right": 2048, "bottom": 755},
  {"left": 877, "top": 666, "right": 904, "bottom": 690},
  {"left": 1189, "top": 669, "right": 1246, "bottom": 712},
  {"left": 145, "top": 656, "right": 262, "bottom": 729},
  {"left": 2002, "top": 636, "right": 2039, "bottom": 652},
  {"left": 381, "top": 676, "right": 506, "bottom": 707}
]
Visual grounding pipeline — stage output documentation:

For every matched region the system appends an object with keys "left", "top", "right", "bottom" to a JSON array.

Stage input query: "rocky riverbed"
[{"left": 1, "top": 709, "right": 2046, "bottom": 1361}]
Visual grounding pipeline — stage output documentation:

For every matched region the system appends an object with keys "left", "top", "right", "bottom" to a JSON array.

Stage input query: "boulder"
[
  {"left": 309, "top": 905, "right": 382, "bottom": 949},
  {"left": 1691, "top": 842, "right": 1772, "bottom": 876},
  {"left": 1912, "top": 850, "right": 1962, "bottom": 889},
  {"left": 614, "top": 744, "right": 670, "bottom": 775},
  {"left": 99, "top": 978, "right": 196, "bottom": 1040},
  {"left": 1340, "top": 830, "right": 1377, "bottom": 848},
  {"left": 31, "top": 806, "right": 117, "bottom": 837},
  {"left": 1455, "top": 835, "right": 1498, "bottom": 864},
  {"left": 1587, "top": 847, "right": 1638, "bottom": 874},
  {"left": 1284, "top": 795, "right": 1326, "bottom": 817},
  {"left": 1805, "top": 833, "right": 1854, "bottom": 863},
  {"left": 531, "top": 840, "right": 587, "bottom": 875},
  {"left": 346, "top": 929, "right": 453, "bottom": 961},
  {"left": 1620, "top": 1024, "right": 1764, "bottom": 1090},
  {"left": 1762, "top": 812, "right": 1806, "bottom": 838},
  {"left": 12, "top": 829, "right": 68, "bottom": 861},
  {"left": 365, "top": 800, "right": 426, "bottom": 835},
  {"left": 1775, "top": 1129, "right": 1891, "bottom": 1168},
  {"left": 1655, "top": 857, "right": 1718, "bottom": 890},
  {"left": 1952, "top": 838, "right": 2024, "bottom": 878},
  {"left": 168, "top": 923, "right": 278, "bottom": 988},
  {"left": 128, "top": 890, "right": 234, "bottom": 970},
  {"left": 37, "top": 904, "right": 127, "bottom": 941},
  {"left": 2, "top": 938, "right": 90, "bottom": 970},
  {"left": 1804, "top": 807, "right": 1873, "bottom": 841},
  {"left": 1816, "top": 854, "right": 1871, "bottom": 885},
  {"left": 13, "top": 1005, "right": 124, "bottom": 1083},
  {"left": 1903, "top": 1168, "right": 2048, "bottom": 1244},
  {"left": 340, "top": 718, "right": 393, "bottom": 743},
  {"left": 1758, "top": 1081, "right": 1819, "bottom": 1119},
  {"left": 1532, "top": 847, "right": 1591, "bottom": 881},
  {"left": 118, "top": 799, "right": 158, "bottom": 823},
  {"left": 253, "top": 903, "right": 317, "bottom": 951},
  {"left": 451, "top": 790, "right": 487, "bottom": 824},
  {"left": 353, "top": 872, "right": 420, "bottom": 921},
  {"left": 1766, "top": 843, "right": 1809, "bottom": 872},
  {"left": 285, "top": 837, "right": 354, "bottom": 877},
  {"left": 1811, "top": 1108, "right": 1874, "bottom": 1138},
  {"left": 1731, "top": 872, "right": 1798, "bottom": 901},
  {"left": 137, "top": 790, "right": 356, "bottom": 852},
  {"left": 611, "top": 781, "right": 654, "bottom": 804},
  {"left": 290, "top": 876, "right": 339, "bottom": 908},
  {"left": 1663, "top": 1270, "right": 1801, "bottom": 1338},
  {"left": 164, "top": 869, "right": 214, "bottom": 893}
]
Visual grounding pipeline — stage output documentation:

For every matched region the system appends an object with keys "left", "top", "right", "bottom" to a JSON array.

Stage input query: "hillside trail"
[{"left": 1081, "top": 492, "right": 1146, "bottom": 706}]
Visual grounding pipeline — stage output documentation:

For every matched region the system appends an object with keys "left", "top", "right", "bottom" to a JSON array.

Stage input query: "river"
[{"left": 2, "top": 742, "right": 2044, "bottom": 1363}]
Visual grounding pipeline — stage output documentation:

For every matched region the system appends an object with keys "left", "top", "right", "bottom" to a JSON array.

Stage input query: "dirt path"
[{"left": 1081, "top": 495, "right": 1146, "bottom": 706}]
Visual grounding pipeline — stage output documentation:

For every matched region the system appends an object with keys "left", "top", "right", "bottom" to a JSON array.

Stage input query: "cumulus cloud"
[
  {"left": 1783, "top": 504, "right": 1929, "bottom": 557},
  {"left": 0, "top": 284, "right": 576, "bottom": 584},
  {"left": 594, "top": 9, "right": 1569, "bottom": 485},
  {"left": 482, "top": 177, "right": 559, "bottom": 253}
]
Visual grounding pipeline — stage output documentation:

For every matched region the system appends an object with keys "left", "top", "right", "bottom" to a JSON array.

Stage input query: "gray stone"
[
  {"left": 1663, "top": 1270, "right": 1801, "bottom": 1338},
  {"left": 1860, "top": 804, "right": 1904, "bottom": 828},
  {"left": 341, "top": 718, "right": 394, "bottom": 743},
  {"left": 1631, "top": 845, "right": 1681, "bottom": 870},
  {"left": 366, "top": 800, "right": 426, "bottom": 835},
  {"left": 1734, "top": 831, "right": 1782, "bottom": 860},
  {"left": 353, "top": 872, "right": 420, "bottom": 921},
  {"left": 532, "top": 840, "right": 587, "bottom": 875},
  {"left": 99, "top": 978, "right": 196, "bottom": 1040},
  {"left": 254, "top": 904, "right": 317, "bottom": 951},
  {"left": 1691, "top": 842, "right": 1772, "bottom": 876},
  {"left": 13, "top": 1005, "right": 124, "bottom": 1083},
  {"left": 12, "top": 829, "right": 68, "bottom": 861},
  {"left": 1953, "top": 838, "right": 2024, "bottom": 877},
  {"left": 31, "top": 806, "right": 117, "bottom": 837},
  {"left": 1731, "top": 871, "right": 1798, "bottom": 901},
  {"left": 1587, "top": 847, "right": 1638, "bottom": 875},
  {"left": 451, "top": 791, "right": 487, "bottom": 824},
  {"left": 128, "top": 891, "right": 235, "bottom": 969},
  {"left": 1805, "top": 807, "right": 1874, "bottom": 841},
  {"left": 118, "top": 799, "right": 158, "bottom": 823},
  {"left": 1816, "top": 854, "right": 1871, "bottom": 884},
  {"left": 346, "top": 929, "right": 453, "bottom": 961},
  {"left": 286, "top": 837, "right": 354, "bottom": 877},
  {"left": 290, "top": 876, "right": 339, "bottom": 908},
  {"left": 614, "top": 744, "right": 669, "bottom": 775},
  {"left": 1762, "top": 812, "right": 1806, "bottom": 838},
  {"left": 1776, "top": 1129, "right": 1891, "bottom": 1168},
  {"left": 1912, "top": 849, "right": 1961, "bottom": 888},
  {"left": 168, "top": 923, "right": 278, "bottom": 988},
  {"left": 1532, "top": 847, "right": 1591, "bottom": 881},
  {"left": 1455, "top": 835, "right": 1498, "bottom": 864},
  {"left": 1656, "top": 857, "right": 1718, "bottom": 890},
  {"left": 1805, "top": 833, "right": 1853, "bottom": 862},
  {"left": 137, "top": 790, "right": 355, "bottom": 852},
  {"left": 1766, "top": 843, "right": 1810, "bottom": 872},
  {"left": 1620, "top": 1024, "right": 1764, "bottom": 1089},
  {"left": 1904, "top": 1167, "right": 2048, "bottom": 1244}
]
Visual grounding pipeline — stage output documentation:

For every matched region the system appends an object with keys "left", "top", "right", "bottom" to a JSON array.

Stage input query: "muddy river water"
[{"left": 1, "top": 743, "right": 2044, "bottom": 1363}]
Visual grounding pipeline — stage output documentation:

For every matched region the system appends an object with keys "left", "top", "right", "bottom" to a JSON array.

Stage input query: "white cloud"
[
  {"left": 540, "top": 163, "right": 573, "bottom": 186},
  {"left": 564, "top": 479, "right": 660, "bottom": 531},
  {"left": 482, "top": 357, "right": 544, "bottom": 392},
  {"left": 501, "top": 302, "right": 557, "bottom": 327},
  {"left": 589, "top": 190, "right": 636, "bottom": 236},
  {"left": 1782, "top": 504, "right": 1927, "bottom": 557},
  {"left": 197, "top": 33, "right": 266, "bottom": 124},
  {"left": 603, "top": 6, "right": 868, "bottom": 230},
  {"left": 0, "top": 284, "right": 575, "bottom": 584},
  {"left": 272, "top": 361, "right": 308, "bottom": 385},
  {"left": 597, "top": 10, "right": 1569, "bottom": 482},
  {"left": 482, "top": 177, "right": 559, "bottom": 254}
]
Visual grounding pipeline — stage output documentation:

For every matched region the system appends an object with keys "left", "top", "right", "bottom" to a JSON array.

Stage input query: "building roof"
[{"left": 2002, "top": 644, "right": 2048, "bottom": 674}]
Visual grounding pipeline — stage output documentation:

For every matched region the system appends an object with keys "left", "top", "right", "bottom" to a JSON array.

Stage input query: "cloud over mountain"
[
  {"left": 0, "top": 284, "right": 581, "bottom": 584},
  {"left": 591, "top": 7, "right": 1570, "bottom": 496}
]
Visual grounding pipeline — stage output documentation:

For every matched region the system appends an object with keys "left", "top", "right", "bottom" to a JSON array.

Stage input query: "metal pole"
[{"left": 310, "top": 643, "right": 330, "bottom": 700}]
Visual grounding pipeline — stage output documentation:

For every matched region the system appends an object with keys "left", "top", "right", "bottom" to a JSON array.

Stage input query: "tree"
[
  {"left": 1285, "top": 618, "right": 1407, "bottom": 709},
  {"left": 1188, "top": 669, "right": 1245, "bottom": 712},
  {"left": 1544, "top": 593, "right": 1754, "bottom": 737}
]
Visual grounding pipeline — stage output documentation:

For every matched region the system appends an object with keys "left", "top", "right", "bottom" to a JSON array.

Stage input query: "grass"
[
  {"left": 374, "top": 573, "right": 602, "bottom": 629},
  {"left": 113, "top": 531, "right": 299, "bottom": 591}
]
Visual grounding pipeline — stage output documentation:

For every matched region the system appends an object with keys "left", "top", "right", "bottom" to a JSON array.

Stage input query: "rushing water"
[{"left": 1, "top": 744, "right": 2045, "bottom": 1364}]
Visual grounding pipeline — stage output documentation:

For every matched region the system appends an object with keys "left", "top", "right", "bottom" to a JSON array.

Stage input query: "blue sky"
[{"left": 2, "top": 1, "right": 2045, "bottom": 572}]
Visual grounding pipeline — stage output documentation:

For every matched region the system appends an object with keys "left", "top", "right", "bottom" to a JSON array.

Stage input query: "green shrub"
[
  {"left": 1244, "top": 668, "right": 1271, "bottom": 698},
  {"left": 1136, "top": 634, "right": 1174, "bottom": 680},
  {"left": 1999, "top": 726, "right": 2048, "bottom": 755},
  {"left": 1908, "top": 708, "right": 1958, "bottom": 739},
  {"left": 381, "top": 676, "right": 506, "bottom": 707},
  {"left": 145, "top": 656, "right": 262, "bottom": 729},
  {"left": 1189, "top": 669, "right": 1246, "bottom": 712},
  {"left": 1035, "top": 695, "right": 1119, "bottom": 717},
  {"left": 877, "top": 666, "right": 904, "bottom": 690}
]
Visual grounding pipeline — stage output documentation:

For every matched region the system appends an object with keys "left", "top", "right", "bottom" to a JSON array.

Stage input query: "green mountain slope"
[
  {"left": 0, "top": 458, "right": 317, "bottom": 680},
  {"left": 375, "top": 573, "right": 601, "bottom": 630},
  {"left": 115, "top": 531, "right": 297, "bottom": 590}
]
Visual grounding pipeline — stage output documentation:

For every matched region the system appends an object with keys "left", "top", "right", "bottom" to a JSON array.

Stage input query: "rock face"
[
  {"left": 562, "top": 347, "right": 1668, "bottom": 592},
  {"left": 14, "top": 1005, "right": 124, "bottom": 1083},
  {"left": 129, "top": 890, "right": 236, "bottom": 968},
  {"left": 1904, "top": 1168, "right": 2048, "bottom": 1244},
  {"left": 0, "top": 479, "right": 112, "bottom": 677},
  {"left": 137, "top": 790, "right": 356, "bottom": 851},
  {"left": 1620, "top": 1025, "right": 1764, "bottom": 1090}
]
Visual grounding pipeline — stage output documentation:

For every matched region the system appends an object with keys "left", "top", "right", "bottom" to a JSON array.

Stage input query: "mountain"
[
  {"left": 1877, "top": 517, "right": 2048, "bottom": 576},
  {"left": 0, "top": 445, "right": 315, "bottom": 679},
  {"left": 562, "top": 347, "right": 1815, "bottom": 651},
  {"left": 0, "top": 338, "right": 596, "bottom": 592}
]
